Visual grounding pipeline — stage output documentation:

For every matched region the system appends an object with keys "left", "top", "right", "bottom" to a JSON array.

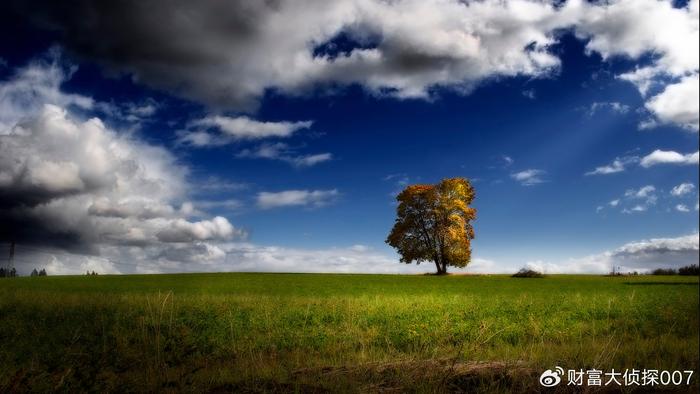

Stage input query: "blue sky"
[{"left": 0, "top": 0, "right": 697, "bottom": 274}]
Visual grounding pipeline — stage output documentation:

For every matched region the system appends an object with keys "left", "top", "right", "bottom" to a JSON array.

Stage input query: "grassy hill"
[{"left": 1, "top": 273, "right": 697, "bottom": 392}]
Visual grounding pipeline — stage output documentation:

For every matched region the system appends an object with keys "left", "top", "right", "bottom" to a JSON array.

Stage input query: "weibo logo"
[{"left": 539, "top": 366, "right": 564, "bottom": 387}]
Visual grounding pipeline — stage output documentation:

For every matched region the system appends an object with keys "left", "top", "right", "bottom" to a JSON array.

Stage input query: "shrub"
[
  {"left": 512, "top": 268, "right": 544, "bottom": 278},
  {"left": 678, "top": 264, "right": 699, "bottom": 276}
]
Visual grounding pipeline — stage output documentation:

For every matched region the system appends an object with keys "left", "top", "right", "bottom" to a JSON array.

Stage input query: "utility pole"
[{"left": 7, "top": 241, "right": 15, "bottom": 276}]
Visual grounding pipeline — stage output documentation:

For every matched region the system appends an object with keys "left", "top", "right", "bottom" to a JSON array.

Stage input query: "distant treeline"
[
  {"left": 651, "top": 264, "right": 699, "bottom": 276},
  {"left": 0, "top": 267, "right": 17, "bottom": 277},
  {"left": 0, "top": 269, "right": 101, "bottom": 277},
  {"left": 0, "top": 268, "right": 47, "bottom": 278},
  {"left": 30, "top": 268, "right": 48, "bottom": 277}
]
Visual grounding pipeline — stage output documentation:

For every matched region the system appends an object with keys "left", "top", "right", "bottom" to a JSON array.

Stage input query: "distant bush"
[
  {"left": 678, "top": 264, "right": 699, "bottom": 276},
  {"left": 651, "top": 268, "right": 677, "bottom": 275},
  {"left": 512, "top": 268, "right": 544, "bottom": 278},
  {"left": 30, "top": 268, "right": 48, "bottom": 277},
  {"left": 0, "top": 267, "right": 17, "bottom": 278}
]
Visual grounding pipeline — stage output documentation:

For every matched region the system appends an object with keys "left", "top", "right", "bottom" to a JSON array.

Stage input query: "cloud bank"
[
  {"left": 13, "top": 0, "right": 698, "bottom": 130},
  {"left": 526, "top": 233, "right": 699, "bottom": 274},
  {"left": 0, "top": 60, "right": 243, "bottom": 267}
]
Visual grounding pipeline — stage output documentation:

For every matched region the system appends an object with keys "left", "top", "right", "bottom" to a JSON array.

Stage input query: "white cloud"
[
  {"left": 571, "top": 0, "right": 699, "bottom": 130},
  {"left": 194, "top": 176, "right": 248, "bottom": 193},
  {"left": 675, "top": 204, "right": 690, "bottom": 213},
  {"left": 0, "top": 105, "right": 242, "bottom": 251},
  {"left": 598, "top": 185, "right": 658, "bottom": 214},
  {"left": 0, "top": 58, "right": 243, "bottom": 264},
  {"left": 0, "top": 50, "right": 93, "bottom": 133},
  {"left": 671, "top": 182, "right": 696, "bottom": 197},
  {"left": 640, "top": 149, "right": 699, "bottom": 168},
  {"left": 236, "top": 142, "right": 332, "bottom": 167},
  {"left": 16, "top": 0, "right": 697, "bottom": 131},
  {"left": 645, "top": 74, "right": 699, "bottom": 131},
  {"left": 190, "top": 199, "right": 243, "bottom": 212},
  {"left": 156, "top": 216, "right": 240, "bottom": 243},
  {"left": 12, "top": 238, "right": 500, "bottom": 275},
  {"left": 522, "top": 89, "right": 536, "bottom": 100},
  {"left": 256, "top": 189, "right": 339, "bottom": 209},
  {"left": 293, "top": 153, "right": 333, "bottom": 167},
  {"left": 622, "top": 205, "right": 647, "bottom": 214},
  {"left": 18, "top": 0, "right": 573, "bottom": 110},
  {"left": 606, "top": 183, "right": 700, "bottom": 214},
  {"left": 510, "top": 169, "right": 546, "bottom": 186},
  {"left": 625, "top": 185, "right": 656, "bottom": 199},
  {"left": 177, "top": 116, "right": 314, "bottom": 146},
  {"left": 527, "top": 233, "right": 699, "bottom": 274},
  {"left": 573, "top": 0, "right": 698, "bottom": 75},
  {"left": 586, "top": 101, "right": 630, "bottom": 117},
  {"left": 591, "top": 149, "right": 698, "bottom": 173},
  {"left": 193, "top": 115, "right": 312, "bottom": 140},
  {"left": 585, "top": 156, "right": 639, "bottom": 175}
]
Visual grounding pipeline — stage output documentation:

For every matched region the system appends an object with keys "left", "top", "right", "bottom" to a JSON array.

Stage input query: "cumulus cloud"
[
  {"left": 0, "top": 104, "right": 241, "bottom": 252},
  {"left": 510, "top": 169, "right": 546, "bottom": 186},
  {"left": 625, "top": 185, "right": 656, "bottom": 200},
  {"left": 640, "top": 149, "right": 699, "bottom": 168},
  {"left": 671, "top": 182, "right": 695, "bottom": 197},
  {"left": 256, "top": 189, "right": 339, "bottom": 209},
  {"left": 644, "top": 74, "right": 699, "bottom": 131},
  {"left": 0, "top": 49, "right": 93, "bottom": 132},
  {"left": 0, "top": 59, "right": 242, "bottom": 265},
  {"left": 236, "top": 142, "right": 332, "bottom": 167},
  {"left": 156, "top": 217, "right": 239, "bottom": 243},
  {"left": 571, "top": 0, "right": 699, "bottom": 130}
]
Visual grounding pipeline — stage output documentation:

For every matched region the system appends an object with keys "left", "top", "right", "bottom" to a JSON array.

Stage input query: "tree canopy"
[{"left": 386, "top": 177, "right": 476, "bottom": 274}]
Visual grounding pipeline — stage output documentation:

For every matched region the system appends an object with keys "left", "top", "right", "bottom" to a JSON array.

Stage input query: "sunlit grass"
[{"left": 0, "top": 273, "right": 697, "bottom": 392}]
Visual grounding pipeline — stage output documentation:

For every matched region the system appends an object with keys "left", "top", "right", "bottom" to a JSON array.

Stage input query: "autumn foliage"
[{"left": 386, "top": 178, "right": 476, "bottom": 274}]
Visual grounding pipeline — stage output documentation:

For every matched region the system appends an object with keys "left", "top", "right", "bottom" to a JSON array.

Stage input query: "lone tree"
[{"left": 386, "top": 177, "right": 476, "bottom": 275}]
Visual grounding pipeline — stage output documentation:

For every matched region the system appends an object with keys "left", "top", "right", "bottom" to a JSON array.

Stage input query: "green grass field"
[{"left": 1, "top": 273, "right": 698, "bottom": 392}]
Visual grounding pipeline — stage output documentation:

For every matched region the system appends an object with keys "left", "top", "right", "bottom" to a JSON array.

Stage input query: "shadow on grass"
[{"left": 624, "top": 282, "right": 699, "bottom": 286}]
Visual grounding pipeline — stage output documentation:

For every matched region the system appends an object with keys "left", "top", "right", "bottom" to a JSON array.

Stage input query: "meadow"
[{"left": 0, "top": 273, "right": 697, "bottom": 392}]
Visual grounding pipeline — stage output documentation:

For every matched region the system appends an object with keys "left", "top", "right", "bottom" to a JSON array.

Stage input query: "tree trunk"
[{"left": 435, "top": 259, "right": 447, "bottom": 275}]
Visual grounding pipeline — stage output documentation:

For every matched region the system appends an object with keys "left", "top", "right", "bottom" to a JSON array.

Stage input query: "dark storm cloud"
[
  {"left": 0, "top": 209, "right": 93, "bottom": 252},
  {"left": 12, "top": 0, "right": 278, "bottom": 110}
]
